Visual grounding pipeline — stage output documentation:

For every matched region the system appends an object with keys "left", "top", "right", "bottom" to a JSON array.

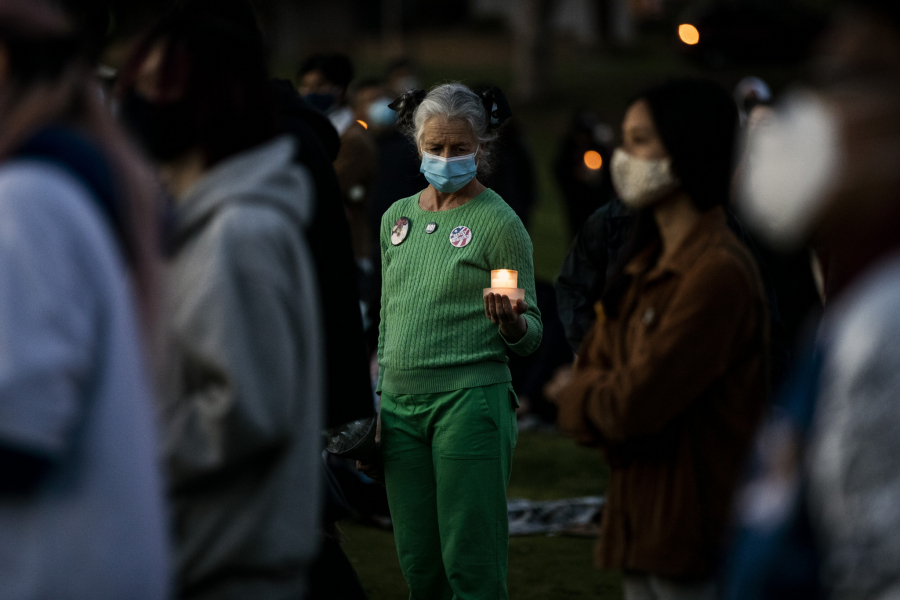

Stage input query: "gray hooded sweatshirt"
[{"left": 160, "top": 136, "right": 323, "bottom": 599}]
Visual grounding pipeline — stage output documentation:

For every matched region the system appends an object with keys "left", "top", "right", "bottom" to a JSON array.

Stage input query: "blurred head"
[
  {"left": 739, "top": 0, "right": 900, "bottom": 293},
  {"left": 740, "top": 0, "right": 900, "bottom": 244},
  {"left": 0, "top": 0, "right": 79, "bottom": 152},
  {"left": 117, "top": 12, "right": 276, "bottom": 167},
  {"left": 611, "top": 79, "right": 738, "bottom": 211},
  {"left": 351, "top": 77, "right": 398, "bottom": 132},
  {"left": 350, "top": 77, "right": 383, "bottom": 124},
  {"left": 296, "top": 53, "right": 353, "bottom": 113},
  {"left": 0, "top": 0, "right": 160, "bottom": 330}
]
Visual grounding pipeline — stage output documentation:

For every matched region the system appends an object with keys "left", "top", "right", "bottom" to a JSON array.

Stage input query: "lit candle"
[
  {"left": 483, "top": 269, "right": 525, "bottom": 302},
  {"left": 491, "top": 269, "right": 518, "bottom": 289}
]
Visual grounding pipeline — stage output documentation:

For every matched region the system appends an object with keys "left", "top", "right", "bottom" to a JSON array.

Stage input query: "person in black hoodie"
[{"left": 270, "top": 78, "right": 375, "bottom": 429}]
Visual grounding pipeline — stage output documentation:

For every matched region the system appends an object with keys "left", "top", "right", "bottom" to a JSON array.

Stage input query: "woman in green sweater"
[{"left": 363, "top": 83, "right": 542, "bottom": 599}]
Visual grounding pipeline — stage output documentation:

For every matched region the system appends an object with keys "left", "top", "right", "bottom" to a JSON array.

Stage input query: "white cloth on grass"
[{"left": 623, "top": 574, "right": 716, "bottom": 600}]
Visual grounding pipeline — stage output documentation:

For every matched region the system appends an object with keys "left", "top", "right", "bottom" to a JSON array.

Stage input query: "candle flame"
[{"left": 357, "top": 120, "right": 368, "bottom": 129}]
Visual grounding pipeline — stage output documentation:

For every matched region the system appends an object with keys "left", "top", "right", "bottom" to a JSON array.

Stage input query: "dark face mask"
[
  {"left": 119, "top": 91, "right": 197, "bottom": 162},
  {"left": 303, "top": 92, "right": 337, "bottom": 114}
]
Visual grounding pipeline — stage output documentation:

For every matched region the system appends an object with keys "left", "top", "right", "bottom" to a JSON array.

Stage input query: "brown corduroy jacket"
[{"left": 557, "top": 206, "right": 769, "bottom": 579}]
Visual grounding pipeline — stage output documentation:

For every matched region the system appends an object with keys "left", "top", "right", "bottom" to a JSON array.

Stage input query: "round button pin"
[
  {"left": 449, "top": 226, "right": 472, "bottom": 248},
  {"left": 391, "top": 217, "right": 410, "bottom": 246},
  {"left": 425, "top": 222, "right": 437, "bottom": 234}
]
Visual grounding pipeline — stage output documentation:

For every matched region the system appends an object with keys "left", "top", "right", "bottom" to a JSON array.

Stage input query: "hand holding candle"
[{"left": 484, "top": 269, "right": 528, "bottom": 343}]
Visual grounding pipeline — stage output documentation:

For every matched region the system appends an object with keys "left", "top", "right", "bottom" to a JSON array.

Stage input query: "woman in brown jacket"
[{"left": 556, "top": 79, "right": 769, "bottom": 600}]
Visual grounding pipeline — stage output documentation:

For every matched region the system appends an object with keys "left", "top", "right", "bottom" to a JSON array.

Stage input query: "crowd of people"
[{"left": 1, "top": 0, "right": 899, "bottom": 598}]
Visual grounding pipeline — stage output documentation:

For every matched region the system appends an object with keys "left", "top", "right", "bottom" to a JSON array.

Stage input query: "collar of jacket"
[
  {"left": 171, "top": 135, "right": 312, "bottom": 245},
  {"left": 624, "top": 205, "right": 729, "bottom": 282}
]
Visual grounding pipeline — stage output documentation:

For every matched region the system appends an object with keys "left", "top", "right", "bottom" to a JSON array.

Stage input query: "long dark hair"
[
  {"left": 117, "top": 9, "right": 276, "bottom": 168},
  {"left": 601, "top": 78, "right": 738, "bottom": 317}
]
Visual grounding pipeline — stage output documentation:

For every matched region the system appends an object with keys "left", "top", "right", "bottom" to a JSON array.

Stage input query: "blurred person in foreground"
[
  {"left": 175, "top": 6, "right": 375, "bottom": 598},
  {"left": 732, "top": 76, "right": 822, "bottom": 385},
  {"left": 554, "top": 79, "right": 769, "bottom": 600},
  {"left": 358, "top": 83, "right": 542, "bottom": 599},
  {"left": 0, "top": 0, "right": 169, "bottom": 597},
  {"left": 118, "top": 12, "right": 323, "bottom": 599},
  {"left": 726, "top": 1, "right": 900, "bottom": 598},
  {"left": 298, "top": 53, "right": 377, "bottom": 270}
]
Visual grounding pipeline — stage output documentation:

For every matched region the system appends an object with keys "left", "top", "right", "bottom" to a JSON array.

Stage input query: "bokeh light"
[
  {"left": 583, "top": 150, "right": 603, "bottom": 170},
  {"left": 678, "top": 24, "right": 700, "bottom": 45},
  {"left": 357, "top": 119, "right": 368, "bottom": 129}
]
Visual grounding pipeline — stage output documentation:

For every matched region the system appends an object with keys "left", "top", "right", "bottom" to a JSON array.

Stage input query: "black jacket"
[
  {"left": 556, "top": 198, "right": 632, "bottom": 353},
  {"left": 272, "top": 79, "right": 374, "bottom": 428}
]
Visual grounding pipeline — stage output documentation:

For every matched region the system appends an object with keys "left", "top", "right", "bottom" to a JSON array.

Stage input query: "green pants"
[{"left": 381, "top": 382, "right": 518, "bottom": 600}]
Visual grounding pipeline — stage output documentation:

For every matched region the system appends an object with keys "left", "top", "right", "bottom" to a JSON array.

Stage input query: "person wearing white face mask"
[
  {"left": 725, "top": 2, "right": 900, "bottom": 598},
  {"left": 554, "top": 78, "right": 769, "bottom": 600},
  {"left": 357, "top": 82, "right": 542, "bottom": 600}
]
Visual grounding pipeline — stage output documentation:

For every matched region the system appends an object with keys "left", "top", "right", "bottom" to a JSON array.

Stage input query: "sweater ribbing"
[{"left": 376, "top": 188, "right": 542, "bottom": 394}]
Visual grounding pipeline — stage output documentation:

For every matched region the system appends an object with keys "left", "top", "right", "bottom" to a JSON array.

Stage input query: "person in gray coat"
[
  {"left": 118, "top": 13, "right": 324, "bottom": 599},
  {"left": 0, "top": 2, "right": 169, "bottom": 598}
]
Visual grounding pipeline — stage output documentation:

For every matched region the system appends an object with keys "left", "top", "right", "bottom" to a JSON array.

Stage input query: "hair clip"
[{"left": 479, "top": 87, "right": 512, "bottom": 130}]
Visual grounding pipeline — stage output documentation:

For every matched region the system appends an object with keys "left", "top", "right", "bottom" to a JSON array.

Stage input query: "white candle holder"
[{"left": 483, "top": 269, "right": 525, "bottom": 302}]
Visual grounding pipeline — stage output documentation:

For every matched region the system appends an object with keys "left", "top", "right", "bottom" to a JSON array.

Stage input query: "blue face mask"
[
  {"left": 419, "top": 146, "right": 479, "bottom": 193},
  {"left": 368, "top": 99, "right": 398, "bottom": 128}
]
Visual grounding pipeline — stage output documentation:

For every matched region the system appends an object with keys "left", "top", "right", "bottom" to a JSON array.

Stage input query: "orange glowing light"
[
  {"left": 357, "top": 120, "right": 368, "bottom": 129},
  {"left": 584, "top": 150, "right": 603, "bottom": 170},
  {"left": 678, "top": 24, "right": 700, "bottom": 45}
]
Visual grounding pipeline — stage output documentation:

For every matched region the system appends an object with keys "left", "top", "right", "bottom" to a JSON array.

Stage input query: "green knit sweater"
[{"left": 377, "top": 188, "right": 542, "bottom": 395}]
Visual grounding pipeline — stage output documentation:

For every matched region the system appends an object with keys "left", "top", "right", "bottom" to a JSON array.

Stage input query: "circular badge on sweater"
[
  {"left": 449, "top": 226, "right": 472, "bottom": 248},
  {"left": 391, "top": 217, "right": 410, "bottom": 246}
]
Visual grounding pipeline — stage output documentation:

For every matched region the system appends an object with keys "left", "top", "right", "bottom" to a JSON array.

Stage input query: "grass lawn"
[{"left": 340, "top": 430, "right": 623, "bottom": 599}]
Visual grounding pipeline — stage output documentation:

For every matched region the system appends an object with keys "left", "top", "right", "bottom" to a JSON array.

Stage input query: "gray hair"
[{"left": 410, "top": 83, "right": 500, "bottom": 175}]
